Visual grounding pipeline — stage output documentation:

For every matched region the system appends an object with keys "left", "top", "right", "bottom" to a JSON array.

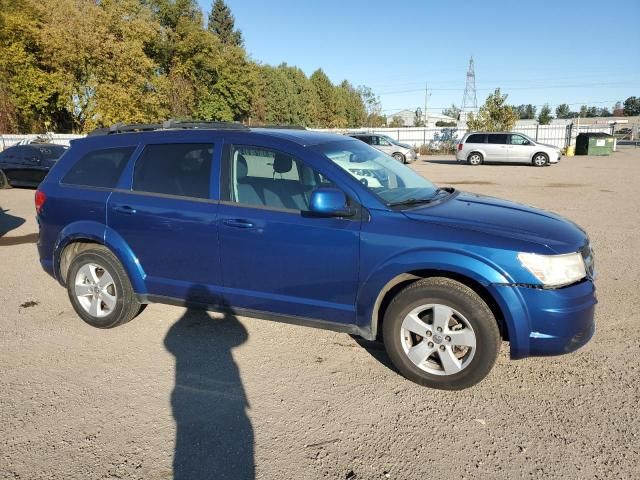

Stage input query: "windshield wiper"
[{"left": 386, "top": 188, "right": 454, "bottom": 208}]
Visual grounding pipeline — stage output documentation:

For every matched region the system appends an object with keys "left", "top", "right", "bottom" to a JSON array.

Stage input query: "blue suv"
[{"left": 36, "top": 121, "right": 596, "bottom": 389}]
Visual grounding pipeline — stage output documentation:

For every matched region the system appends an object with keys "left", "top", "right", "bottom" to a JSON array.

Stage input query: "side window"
[
  {"left": 227, "top": 145, "right": 334, "bottom": 211},
  {"left": 466, "top": 134, "right": 485, "bottom": 144},
  {"left": 509, "top": 135, "right": 528, "bottom": 145},
  {"left": 377, "top": 136, "right": 392, "bottom": 146},
  {"left": 62, "top": 146, "right": 135, "bottom": 188},
  {"left": 487, "top": 134, "right": 507, "bottom": 144},
  {"left": 133, "top": 143, "right": 213, "bottom": 199}
]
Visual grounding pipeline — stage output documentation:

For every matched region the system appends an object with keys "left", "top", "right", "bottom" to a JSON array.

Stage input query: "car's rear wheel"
[
  {"left": 382, "top": 277, "right": 501, "bottom": 390},
  {"left": 0, "top": 170, "right": 11, "bottom": 189},
  {"left": 66, "top": 246, "right": 143, "bottom": 328},
  {"left": 532, "top": 153, "right": 549, "bottom": 167},
  {"left": 467, "top": 152, "right": 483, "bottom": 165},
  {"left": 392, "top": 152, "right": 406, "bottom": 163}
]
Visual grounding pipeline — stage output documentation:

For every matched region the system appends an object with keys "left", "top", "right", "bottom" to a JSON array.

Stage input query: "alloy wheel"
[
  {"left": 400, "top": 304, "right": 476, "bottom": 375},
  {"left": 74, "top": 262, "right": 117, "bottom": 318}
]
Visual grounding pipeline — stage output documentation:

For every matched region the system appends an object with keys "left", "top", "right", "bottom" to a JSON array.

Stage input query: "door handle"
[
  {"left": 113, "top": 205, "right": 137, "bottom": 215},
  {"left": 223, "top": 219, "right": 254, "bottom": 228}
]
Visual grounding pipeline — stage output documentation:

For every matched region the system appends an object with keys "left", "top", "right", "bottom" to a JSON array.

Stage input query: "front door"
[
  {"left": 107, "top": 142, "right": 221, "bottom": 300},
  {"left": 508, "top": 134, "right": 535, "bottom": 162},
  {"left": 217, "top": 144, "right": 361, "bottom": 325}
]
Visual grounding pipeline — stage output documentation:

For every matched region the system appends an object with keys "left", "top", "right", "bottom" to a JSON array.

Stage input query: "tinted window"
[
  {"left": 466, "top": 134, "right": 485, "bottom": 144},
  {"left": 133, "top": 143, "right": 213, "bottom": 199},
  {"left": 487, "top": 134, "right": 507, "bottom": 144},
  {"left": 63, "top": 147, "right": 135, "bottom": 188},
  {"left": 227, "top": 145, "right": 334, "bottom": 211}
]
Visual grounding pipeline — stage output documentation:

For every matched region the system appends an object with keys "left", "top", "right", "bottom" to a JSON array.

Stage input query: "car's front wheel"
[
  {"left": 66, "top": 246, "right": 143, "bottom": 328},
  {"left": 532, "top": 153, "right": 549, "bottom": 167},
  {"left": 382, "top": 277, "right": 501, "bottom": 390},
  {"left": 392, "top": 152, "right": 406, "bottom": 163}
]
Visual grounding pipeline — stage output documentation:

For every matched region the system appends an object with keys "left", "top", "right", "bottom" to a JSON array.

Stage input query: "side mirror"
[{"left": 308, "top": 187, "right": 355, "bottom": 218}]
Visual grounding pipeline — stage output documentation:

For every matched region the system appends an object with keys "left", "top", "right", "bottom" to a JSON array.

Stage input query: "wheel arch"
[{"left": 53, "top": 222, "right": 147, "bottom": 294}]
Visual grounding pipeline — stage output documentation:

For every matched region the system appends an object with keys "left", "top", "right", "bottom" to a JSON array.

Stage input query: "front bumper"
[
  {"left": 496, "top": 280, "right": 596, "bottom": 359},
  {"left": 406, "top": 150, "right": 418, "bottom": 163}
]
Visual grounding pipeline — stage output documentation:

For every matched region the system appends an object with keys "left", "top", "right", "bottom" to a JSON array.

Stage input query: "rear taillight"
[
  {"left": 35, "top": 190, "right": 46, "bottom": 214},
  {"left": 457, "top": 143, "right": 463, "bottom": 151}
]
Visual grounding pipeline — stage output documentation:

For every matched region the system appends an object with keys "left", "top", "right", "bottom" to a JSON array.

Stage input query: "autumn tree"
[{"left": 466, "top": 89, "right": 518, "bottom": 132}]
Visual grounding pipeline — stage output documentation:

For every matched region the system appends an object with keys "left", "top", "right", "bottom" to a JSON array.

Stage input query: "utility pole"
[{"left": 424, "top": 82, "right": 431, "bottom": 127}]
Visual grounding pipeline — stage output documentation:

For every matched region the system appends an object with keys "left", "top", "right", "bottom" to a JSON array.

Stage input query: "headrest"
[
  {"left": 236, "top": 154, "right": 248, "bottom": 179},
  {"left": 273, "top": 153, "right": 292, "bottom": 174}
]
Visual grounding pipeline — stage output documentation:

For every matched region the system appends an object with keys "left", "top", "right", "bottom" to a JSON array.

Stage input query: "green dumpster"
[{"left": 575, "top": 132, "right": 614, "bottom": 156}]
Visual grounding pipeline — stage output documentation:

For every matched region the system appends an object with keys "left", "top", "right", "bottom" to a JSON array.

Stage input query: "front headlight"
[{"left": 517, "top": 252, "right": 586, "bottom": 287}]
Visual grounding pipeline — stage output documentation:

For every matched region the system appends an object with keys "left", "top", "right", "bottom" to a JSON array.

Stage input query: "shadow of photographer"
[{"left": 164, "top": 285, "right": 254, "bottom": 479}]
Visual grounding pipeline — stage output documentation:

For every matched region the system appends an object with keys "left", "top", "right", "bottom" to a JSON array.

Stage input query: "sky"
[{"left": 198, "top": 0, "right": 640, "bottom": 115}]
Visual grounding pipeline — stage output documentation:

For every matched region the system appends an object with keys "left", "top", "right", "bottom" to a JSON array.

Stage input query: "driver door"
[{"left": 217, "top": 143, "right": 361, "bottom": 325}]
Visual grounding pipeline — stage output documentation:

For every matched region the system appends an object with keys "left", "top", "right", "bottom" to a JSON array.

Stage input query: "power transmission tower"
[{"left": 461, "top": 57, "right": 477, "bottom": 111}]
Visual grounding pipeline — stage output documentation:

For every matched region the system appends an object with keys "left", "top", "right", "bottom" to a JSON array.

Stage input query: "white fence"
[
  {"left": 313, "top": 124, "right": 615, "bottom": 150},
  {"left": 0, "top": 134, "right": 84, "bottom": 151}
]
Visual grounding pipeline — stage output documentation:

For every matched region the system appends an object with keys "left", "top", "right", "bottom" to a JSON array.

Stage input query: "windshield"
[{"left": 313, "top": 140, "right": 438, "bottom": 205}]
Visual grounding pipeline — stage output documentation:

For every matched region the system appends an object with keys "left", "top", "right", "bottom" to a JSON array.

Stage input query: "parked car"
[
  {"left": 456, "top": 132, "right": 561, "bottom": 166},
  {"left": 36, "top": 122, "right": 596, "bottom": 390},
  {"left": 348, "top": 133, "right": 417, "bottom": 164},
  {"left": 0, "top": 143, "right": 68, "bottom": 188}
]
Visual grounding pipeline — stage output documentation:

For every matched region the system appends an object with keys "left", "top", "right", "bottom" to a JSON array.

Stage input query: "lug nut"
[
  {"left": 437, "top": 327, "right": 443, "bottom": 332},
  {"left": 445, "top": 336, "right": 451, "bottom": 342},
  {"left": 427, "top": 342, "right": 434, "bottom": 348},
  {"left": 425, "top": 331, "right": 432, "bottom": 337},
  {"left": 439, "top": 345, "right": 446, "bottom": 351}
]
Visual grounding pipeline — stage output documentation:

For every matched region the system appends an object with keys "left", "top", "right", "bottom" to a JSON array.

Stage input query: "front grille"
[{"left": 580, "top": 244, "right": 595, "bottom": 279}]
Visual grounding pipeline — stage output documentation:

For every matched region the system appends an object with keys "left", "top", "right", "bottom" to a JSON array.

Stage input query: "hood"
[
  {"left": 537, "top": 142, "right": 560, "bottom": 150},
  {"left": 403, "top": 191, "right": 586, "bottom": 253},
  {"left": 394, "top": 142, "right": 413, "bottom": 150}
]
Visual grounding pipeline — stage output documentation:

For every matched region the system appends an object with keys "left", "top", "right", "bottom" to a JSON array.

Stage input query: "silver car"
[
  {"left": 348, "top": 133, "right": 418, "bottom": 163},
  {"left": 456, "top": 132, "right": 561, "bottom": 166}
]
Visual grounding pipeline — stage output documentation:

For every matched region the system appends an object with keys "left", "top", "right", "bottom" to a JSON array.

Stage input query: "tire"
[
  {"left": 0, "top": 170, "right": 11, "bottom": 189},
  {"left": 392, "top": 152, "right": 406, "bottom": 163},
  {"left": 467, "top": 152, "right": 483, "bottom": 165},
  {"left": 382, "top": 277, "right": 501, "bottom": 390},
  {"left": 532, "top": 152, "right": 549, "bottom": 167},
  {"left": 66, "top": 245, "right": 143, "bottom": 328}
]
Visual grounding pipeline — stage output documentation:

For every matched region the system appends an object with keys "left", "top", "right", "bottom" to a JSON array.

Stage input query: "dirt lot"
[{"left": 1, "top": 148, "right": 639, "bottom": 479}]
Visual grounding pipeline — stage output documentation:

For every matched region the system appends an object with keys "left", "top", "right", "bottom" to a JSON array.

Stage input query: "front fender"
[
  {"left": 53, "top": 221, "right": 147, "bottom": 294},
  {"left": 356, "top": 249, "right": 530, "bottom": 354}
]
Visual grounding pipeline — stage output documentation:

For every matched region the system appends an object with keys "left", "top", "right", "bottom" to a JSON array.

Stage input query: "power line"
[{"left": 380, "top": 99, "right": 622, "bottom": 113}]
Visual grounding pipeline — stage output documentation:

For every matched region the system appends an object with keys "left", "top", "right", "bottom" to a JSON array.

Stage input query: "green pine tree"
[{"left": 208, "top": 0, "right": 243, "bottom": 47}]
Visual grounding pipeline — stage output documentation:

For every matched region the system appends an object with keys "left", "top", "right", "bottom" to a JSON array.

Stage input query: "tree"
[
  {"left": 388, "top": 115, "right": 404, "bottom": 128},
  {"left": 208, "top": 0, "right": 242, "bottom": 47},
  {"left": 442, "top": 104, "right": 460, "bottom": 120},
  {"left": 612, "top": 101, "right": 624, "bottom": 117},
  {"left": 466, "top": 88, "right": 518, "bottom": 132},
  {"left": 358, "top": 85, "right": 384, "bottom": 127},
  {"left": 598, "top": 107, "right": 611, "bottom": 117},
  {"left": 555, "top": 103, "right": 571, "bottom": 119},
  {"left": 413, "top": 108, "right": 425, "bottom": 127},
  {"left": 515, "top": 104, "right": 537, "bottom": 120},
  {"left": 623, "top": 96, "right": 640, "bottom": 116},
  {"left": 537, "top": 104, "right": 552, "bottom": 125},
  {"left": 309, "top": 69, "right": 334, "bottom": 127}
]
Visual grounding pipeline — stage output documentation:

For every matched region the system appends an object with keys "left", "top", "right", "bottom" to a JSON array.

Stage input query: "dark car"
[
  {"left": 0, "top": 143, "right": 68, "bottom": 188},
  {"left": 35, "top": 121, "right": 596, "bottom": 390}
]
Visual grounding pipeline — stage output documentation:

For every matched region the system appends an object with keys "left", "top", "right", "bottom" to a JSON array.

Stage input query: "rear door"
[
  {"left": 1, "top": 146, "right": 29, "bottom": 183},
  {"left": 486, "top": 133, "right": 509, "bottom": 161},
  {"left": 107, "top": 142, "right": 221, "bottom": 300}
]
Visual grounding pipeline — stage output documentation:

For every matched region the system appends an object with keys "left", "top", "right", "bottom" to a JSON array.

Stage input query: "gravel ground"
[{"left": 1, "top": 148, "right": 639, "bottom": 479}]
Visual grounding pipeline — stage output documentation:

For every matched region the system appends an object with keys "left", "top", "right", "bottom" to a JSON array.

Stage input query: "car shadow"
[
  {"left": 164, "top": 285, "right": 255, "bottom": 480},
  {"left": 0, "top": 207, "right": 26, "bottom": 237},
  {"left": 422, "top": 158, "right": 459, "bottom": 165}
]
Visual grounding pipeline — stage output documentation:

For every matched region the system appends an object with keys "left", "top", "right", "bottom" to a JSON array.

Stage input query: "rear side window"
[
  {"left": 133, "top": 143, "right": 213, "bottom": 199},
  {"left": 487, "top": 134, "right": 507, "bottom": 144},
  {"left": 466, "top": 134, "right": 485, "bottom": 144},
  {"left": 62, "top": 147, "right": 135, "bottom": 188}
]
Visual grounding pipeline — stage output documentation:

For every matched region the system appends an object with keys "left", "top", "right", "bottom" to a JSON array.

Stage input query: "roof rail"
[
  {"left": 87, "top": 119, "right": 249, "bottom": 136},
  {"left": 252, "top": 124, "right": 307, "bottom": 130}
]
